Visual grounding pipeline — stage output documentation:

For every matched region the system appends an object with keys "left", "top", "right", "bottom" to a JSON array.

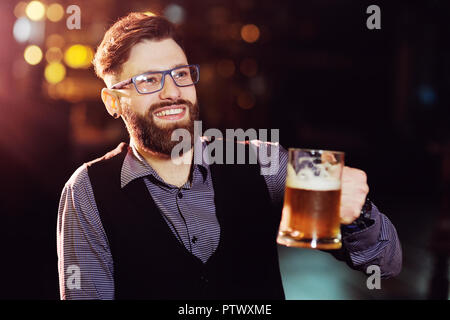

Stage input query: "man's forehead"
[{"left": 121, "top": 38, "right": 188, "bottom": 79}]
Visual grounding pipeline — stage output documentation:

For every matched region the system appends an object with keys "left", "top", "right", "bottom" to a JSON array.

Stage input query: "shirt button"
[
  {"left": 178, "top": 192, "right": 183, "bottom": 199},
  {"left": 192, "top": 236, "right": 197, "bottom": 244}
]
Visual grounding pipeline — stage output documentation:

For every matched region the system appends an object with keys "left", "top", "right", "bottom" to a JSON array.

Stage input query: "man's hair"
[{"left": 93, "top": 13, "right": 183, "bottom": 80}]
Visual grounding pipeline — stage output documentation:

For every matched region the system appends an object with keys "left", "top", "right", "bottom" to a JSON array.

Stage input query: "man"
[{"left": 57, "top": 13, "right": 402, "bottom": 300}]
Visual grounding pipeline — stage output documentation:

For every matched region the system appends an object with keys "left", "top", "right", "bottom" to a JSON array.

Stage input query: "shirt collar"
[{"left": 120, "top": 138, "right": 209, "bottom": 189}]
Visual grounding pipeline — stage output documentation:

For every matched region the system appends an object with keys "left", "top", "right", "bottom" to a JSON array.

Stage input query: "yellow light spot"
[
  {"left": 241, "top": 24, "right": 260, "bottom": 43},
  {"left": 24, "top": 45, "right": 43, "bottom": 65},
  {"left": 47, "top": 3, "right": 65, "bottom": 22},
  {"left": 25, "top": 1, "right": 46, "bottom": 21},
  {"left": 143, "top": 11, "right": 156, "bottom": 16},
  {"left": 237, "top": 92, "right": 255, "bottom": 109},
  {"left": 46, "top": 34, "right": 65, "bottom": 48},
  {"left": 14, "top": 2, "right": 27, "bottom": 18},
  {"left": 64, "top": 44, "right": 94, "bottom": 69},
  {"left": 45, "top": 62, "right": 66, "bottom": 84},
  {"left": 217, "top": 59, "right": 235, "bottom": 78},
  {"left": 45, "top": 47, "right": 63, "bottom": 63}
]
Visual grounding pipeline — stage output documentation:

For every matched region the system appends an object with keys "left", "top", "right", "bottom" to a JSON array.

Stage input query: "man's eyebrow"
[{"left": 132, "top": 63, "right": 188, "bottom": 77}]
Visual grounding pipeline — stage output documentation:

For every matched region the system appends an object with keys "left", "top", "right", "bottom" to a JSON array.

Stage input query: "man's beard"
[{"left": 123, "top": 99, "right": 199, "bottom": 156}]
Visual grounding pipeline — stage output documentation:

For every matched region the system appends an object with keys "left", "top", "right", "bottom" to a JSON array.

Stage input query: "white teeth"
[{"left": 155, "top": 108, "right": 184, "bottom": 117}]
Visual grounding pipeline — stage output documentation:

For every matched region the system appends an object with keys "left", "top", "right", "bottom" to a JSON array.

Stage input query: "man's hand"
[{"left": 340, "top": 166, "right": 369, "bottom": 225}]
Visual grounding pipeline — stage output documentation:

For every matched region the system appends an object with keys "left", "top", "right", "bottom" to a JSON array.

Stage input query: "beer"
[
  {"left": 279, "top": 184, "right": 341, "bottom": 249},
  {"left": 277, "top": 149, "right": 344, "bottom": 249}
]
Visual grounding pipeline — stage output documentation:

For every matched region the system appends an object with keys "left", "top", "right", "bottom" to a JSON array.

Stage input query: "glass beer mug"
[{"left": 277, "top": 148, "right": 345, "bottom": 249}]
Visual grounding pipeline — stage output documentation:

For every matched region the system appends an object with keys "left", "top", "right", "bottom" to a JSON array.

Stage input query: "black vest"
[{"left": 87, "top": 142, "right": 285, "bottom": 300}]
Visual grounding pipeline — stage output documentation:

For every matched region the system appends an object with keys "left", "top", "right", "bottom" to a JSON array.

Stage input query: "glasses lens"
[
  {"left": 135, "top": 73, "right": 163, "bottom": 93},
  {"left": 172, "top": 65, "right": 199, "bottom": 87}
]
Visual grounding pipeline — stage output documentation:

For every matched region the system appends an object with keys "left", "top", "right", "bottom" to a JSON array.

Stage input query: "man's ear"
[{"left": 101, "top": 88, "right": 122, "bottom": 119}]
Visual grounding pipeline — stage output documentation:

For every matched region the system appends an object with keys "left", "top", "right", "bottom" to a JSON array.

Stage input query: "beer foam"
[
  {"left": 286, "top": 177, "right": 341, "bottom": 190},
  {"left": 286, "top": 163, "right": 341, "bottom": 191}
]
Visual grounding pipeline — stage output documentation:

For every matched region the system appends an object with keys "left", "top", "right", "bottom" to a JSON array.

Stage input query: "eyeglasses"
[{"left": 110, "top": 64, "right": 200, "bottom": 95}]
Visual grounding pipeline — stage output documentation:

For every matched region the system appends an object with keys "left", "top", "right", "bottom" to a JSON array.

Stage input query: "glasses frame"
[{"left": 110, "top": 64, "right": 200, "bottom": 95}]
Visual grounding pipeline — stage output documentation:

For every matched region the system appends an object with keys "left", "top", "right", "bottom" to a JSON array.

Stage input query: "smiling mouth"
[{"left": 153, "top": 105, "right": 187, "bottom": 121}]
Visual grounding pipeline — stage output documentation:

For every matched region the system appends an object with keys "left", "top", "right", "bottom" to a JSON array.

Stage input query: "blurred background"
[{"left": 0, "top": 0, "right": 449, "bottom": 299}]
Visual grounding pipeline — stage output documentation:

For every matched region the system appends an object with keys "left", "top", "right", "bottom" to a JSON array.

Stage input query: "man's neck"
[{"left": 133, "top": 141, "right": 194, "bottom": 188}]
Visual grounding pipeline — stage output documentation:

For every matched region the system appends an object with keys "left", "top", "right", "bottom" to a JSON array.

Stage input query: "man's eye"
[
  {"left": 173, "top": 71, "right": 188, "bottom": 79},
  {"left": 136, "top": 75, "right": 159, "bottom": 85},
  {"left": 144, "top": 77, "right": 158, "bottom": 83}
]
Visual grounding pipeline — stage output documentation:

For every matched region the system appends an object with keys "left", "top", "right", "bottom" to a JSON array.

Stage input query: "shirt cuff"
[{"left": 341, "top": 202, "right": 382, "bottom": 252}]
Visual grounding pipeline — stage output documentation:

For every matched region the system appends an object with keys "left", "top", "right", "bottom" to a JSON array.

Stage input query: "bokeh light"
[
  {"left": 64, "top": 44, "right": 94, "bottom": 69},
  {"left": 25, "top": 1, "right": 46, "bottom": 22},
  {"left": 46, "top": 83, "right": 59, "bottom": 99},
  {"left": 217, "top": 59, "right": 235, "bottom": 78},
  {"left": 13, "top": 17, "right": 32, "bottom": 43},
  {"left": 199, "top": 64, "right": 214, "bottom": 83},
  {"left": 164, "top": 4, "right": 185, "bottom": 24},
  {"left": 45, "top": 62, "right": 66, "bottom": 84},
  {"left": 237, "top": 91, "right": 255, "bottom": 109},
  {"left": 249, "top": 76, "right": 266, "bottom": 96},
  {"left": 46, "top": 34, "right": 65, "bottom": 48},
  {"left": 47, "top": 3, "right": 65, "bottom": 22},
  {"left": 241, "top": 24, "right": 260, "bottom": 43},
  {"left": 14, "top": 2, "right": 28, "bottom": 18},
  {"left": 45, "top": 47, "right": 63, "bottom": 63},
  {"left": 28, "top": 20, "right": 46, "bottom": 44},
  {"left": 56, "top": 78, "right": 84, "bottom": 102},
  {"left": 418, "top": 84, "right": 437, "bottom": 106},
  {"left": 207, "top": 7, "right": 228, "bottom": 25},
  {"left": 240, "top": 58, "right": 258, "bottom": 77},
  {"left": 24, "top": 45, "right": 43, "bottom": 65},
  {"left": 228, "top": 23, "right": 242, "bottom": 41}
]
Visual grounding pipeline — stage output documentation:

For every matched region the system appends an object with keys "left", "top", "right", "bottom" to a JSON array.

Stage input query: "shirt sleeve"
[
  {"left": 329, "top": 202, "right": 403, "bottom": 279},
  {"left": 57, "top": 165, "right": 115, "bottom": 299},
  {"left": 253, "top": 141, "right": 288, "bottom": 205}
]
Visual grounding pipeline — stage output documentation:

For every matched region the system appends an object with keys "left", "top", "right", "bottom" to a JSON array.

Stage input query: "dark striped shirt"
[{"left": 57, "top": 140, "right": 402, "bottom": 299}]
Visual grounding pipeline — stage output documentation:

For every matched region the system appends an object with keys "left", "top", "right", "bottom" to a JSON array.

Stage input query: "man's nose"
[{"left": 159, "top": 74, "right": 181, "bottom": 100}]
